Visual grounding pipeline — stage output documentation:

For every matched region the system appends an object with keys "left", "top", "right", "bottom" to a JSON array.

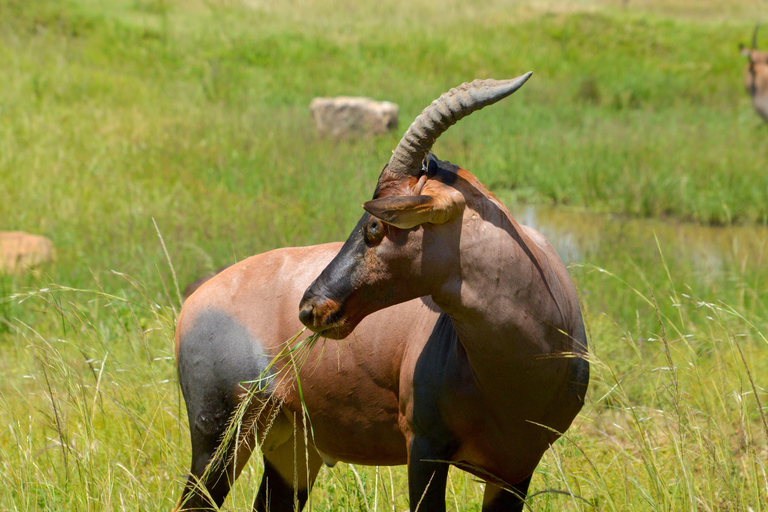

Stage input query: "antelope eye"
[{"left": 365, "top": 218, "right": 384, "bottom": 244}]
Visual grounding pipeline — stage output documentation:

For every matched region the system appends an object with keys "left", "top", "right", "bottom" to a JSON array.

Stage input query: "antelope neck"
[{"left": 428, "top": 193, "right": 568, "bottom": 388}]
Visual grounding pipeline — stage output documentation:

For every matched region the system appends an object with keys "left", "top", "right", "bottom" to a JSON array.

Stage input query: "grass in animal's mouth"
[{"left": 307, "top": 310, "right": 350, "bottom": 339}]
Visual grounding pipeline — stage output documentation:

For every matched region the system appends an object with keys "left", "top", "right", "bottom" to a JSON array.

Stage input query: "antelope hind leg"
[
  {"left": 174, "top": 411, "right": 257, "bottom": 511},
  {"left": 253, "top": 410, "right": 323, "bottom": 512}
]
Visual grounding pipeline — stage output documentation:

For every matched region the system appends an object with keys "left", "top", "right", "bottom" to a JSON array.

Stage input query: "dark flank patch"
[{"left": 177, "top": 309, "right": 274, "bottom": 439}]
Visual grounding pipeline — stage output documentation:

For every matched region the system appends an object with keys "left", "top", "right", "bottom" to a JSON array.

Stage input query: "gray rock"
[{"left": 310, "top": 96, "right": 398, "bottom": 137}]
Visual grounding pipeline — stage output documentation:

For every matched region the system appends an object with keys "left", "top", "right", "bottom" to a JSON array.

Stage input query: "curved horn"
[
  {"left": 753, "top": 23, "right": 760, "bottom": 50},
  {"left": 387, "top": 72, "right": 533, "bottom": 176}
]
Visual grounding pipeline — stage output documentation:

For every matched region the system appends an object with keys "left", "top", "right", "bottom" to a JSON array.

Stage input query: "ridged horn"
[
  {"left": 753, "top": 23, "right": 760, "bottom": 50},
  {"left": 387, "top": 72, "right": 533, "bottom": 176}
]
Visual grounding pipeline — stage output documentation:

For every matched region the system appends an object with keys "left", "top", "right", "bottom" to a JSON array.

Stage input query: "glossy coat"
[{"left": 300, "top": 155, "right": 590, "bottom": 511}]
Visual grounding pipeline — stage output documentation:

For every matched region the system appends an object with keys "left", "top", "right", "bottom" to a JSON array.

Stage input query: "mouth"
[
  {"left": 299, "top": 298, "right": 354, "bottom": 340},
  {"left": 314, "top": 324, "right": 352, "bottom": 340},
  {"left": 306, "top": 319, "right": 354, "bottom": 341}
]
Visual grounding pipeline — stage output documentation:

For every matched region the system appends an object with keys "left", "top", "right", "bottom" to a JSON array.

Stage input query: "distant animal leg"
[
  {"left": 407, "top": 436, "right": 452, "bottom": 512},
  {"left": 481, "top": 475, "right": 532, "bottom": 512}
]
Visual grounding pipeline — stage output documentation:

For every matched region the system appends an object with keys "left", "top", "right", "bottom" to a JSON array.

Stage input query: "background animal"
[{"left": 740, "top": 24, "right": 768, "bottom": 122}]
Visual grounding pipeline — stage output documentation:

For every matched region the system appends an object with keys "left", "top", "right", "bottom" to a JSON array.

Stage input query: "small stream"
[{"left": 509, "top": 203, "right": 768, "bottom": 276}]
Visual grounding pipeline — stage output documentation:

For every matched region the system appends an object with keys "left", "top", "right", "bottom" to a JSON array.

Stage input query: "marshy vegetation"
[{"left": 0, "top": 0, "right": 766, "bottom": 509}]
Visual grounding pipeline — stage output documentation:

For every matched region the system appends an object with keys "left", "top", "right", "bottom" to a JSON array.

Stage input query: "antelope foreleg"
[
  {"left": 407, "top": 436, "right": 451, "bottom": 512},
  {"left": 481, "top": 475, "right": 531, "bottom": 512}
]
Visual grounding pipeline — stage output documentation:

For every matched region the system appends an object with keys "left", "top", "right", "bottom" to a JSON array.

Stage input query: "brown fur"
[
  {"left": 175, "top": 157, "right": 588, "bottom": 512},
  {"left": 742, "top": 46, "right": 768, "bottom": 122},
  {"left": 300, "top": 156, "right": 589, "bottom": 510},
  {"left": 173, "top": 244, "right": 444, "bottom": 510}
]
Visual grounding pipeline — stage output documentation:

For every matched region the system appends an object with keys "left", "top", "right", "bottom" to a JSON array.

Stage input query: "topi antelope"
[
  {"left": 173, "top": 73, "right": 589, "bottom": 512},
  {"left": 299, "top": 73, "right": 589, "bottom": 511},
  {"left": 741, "top": 24, "right": 768, "bottom": 122}
]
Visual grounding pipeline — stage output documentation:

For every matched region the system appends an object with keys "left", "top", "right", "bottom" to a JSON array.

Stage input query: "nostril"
[{"left": 299, "top": 303, "right": 315, "bottom": 326}]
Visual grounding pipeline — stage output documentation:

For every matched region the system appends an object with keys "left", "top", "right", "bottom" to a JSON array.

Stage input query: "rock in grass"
[
  {"left": 0, "top": 231, "right": 56, "bottom": 274},
  {"left": 310, "top": 96, "right": 398, "bottom": 138}
]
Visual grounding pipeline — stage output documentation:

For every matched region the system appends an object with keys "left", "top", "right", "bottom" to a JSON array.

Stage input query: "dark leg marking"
[
  {"left": 482, "top": 475, "right": 532, "bottom": 512},
  {"left": 176, "top": 310, "right": 269, "bottom": 510},
  {"left": 408, "top": 436, "right": 452, "bottom": 512},
  {"left": 253, "top": 458, "right": 309, "bottom": 512},
  {"left": 177, "top": 420, "right": 240, "bottom": 510}
]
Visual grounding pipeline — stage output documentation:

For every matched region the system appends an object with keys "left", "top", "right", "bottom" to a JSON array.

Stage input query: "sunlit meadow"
[{"left": 1, "top": 0, "right": 766, "bottom": 510}]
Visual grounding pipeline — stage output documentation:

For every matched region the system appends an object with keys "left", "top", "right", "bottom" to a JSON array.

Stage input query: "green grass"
[
  {"left": 0, "top": 0, "right": 767, "bottom": 510},
  {"left": 2, "top": 0, "right": 768, "bottom": 292}
]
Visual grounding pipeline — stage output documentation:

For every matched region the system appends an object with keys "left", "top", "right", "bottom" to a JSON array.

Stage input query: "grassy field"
[{"left": 1, "top": 0, "right": 767, "bottom": 510}]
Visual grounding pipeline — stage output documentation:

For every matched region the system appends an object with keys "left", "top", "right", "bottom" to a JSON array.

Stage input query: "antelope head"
[
  {"left": 741, "top": 24, "right": 768, "bottom": 122},
  {"left": 299, "top": 73, "right": 532, "bottom": 339}
]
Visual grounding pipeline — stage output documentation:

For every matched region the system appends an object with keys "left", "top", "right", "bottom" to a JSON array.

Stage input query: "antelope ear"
[
  {"left": 740, "top": 43, "right": 750, "bottom": 57},
  {"left": 363, "top": 186, "right": 465, "bottom": 229}
]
